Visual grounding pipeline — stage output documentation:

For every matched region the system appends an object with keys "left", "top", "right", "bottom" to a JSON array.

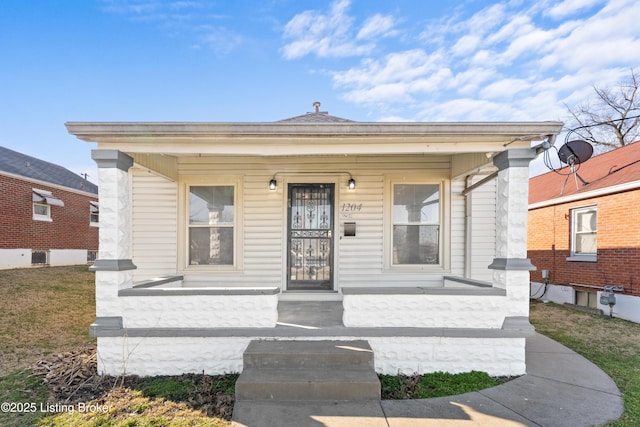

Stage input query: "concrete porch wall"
[
  {"left": 342, "top": 286, "right": 509, "bottom": 328},
  {"left": 93, "top": 301, "right": 532, "bottom": 377},
  {"left": 105, "top": 287, "right": 279, "bottom": 329},
  {"left": 95, "top": 335, "right": 526, "bottom": 377}
]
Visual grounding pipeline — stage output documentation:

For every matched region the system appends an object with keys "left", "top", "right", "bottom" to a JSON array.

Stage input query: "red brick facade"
[
  {"left": 528, "top": 189, "right": 640, "bottom": 297},
  {"left": 0, "top": 173, "right": 98, "bottom": 251}
]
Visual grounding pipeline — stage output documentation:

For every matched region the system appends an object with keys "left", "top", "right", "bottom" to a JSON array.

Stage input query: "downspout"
[{"left": 464, "top": 176, "right": 472, "bottom": 278}]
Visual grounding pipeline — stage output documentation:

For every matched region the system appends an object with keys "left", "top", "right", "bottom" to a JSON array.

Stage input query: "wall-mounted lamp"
[{"left": 268, "top": 172, "right": 356, "bottom": 190}]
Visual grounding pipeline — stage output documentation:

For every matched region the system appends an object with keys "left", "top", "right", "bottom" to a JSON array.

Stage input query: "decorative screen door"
[{"left": 287, "top": 184, "right": 334, "bottom": 290}]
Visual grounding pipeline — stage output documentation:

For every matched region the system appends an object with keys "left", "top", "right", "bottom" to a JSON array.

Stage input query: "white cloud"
[
  {"left": 281, "top": 0, "right": 361, "bottom": 59},
  {"left": 357, "top": 14, "right": 396, "bottom": 40},
  {"left": 546, "top": 0, "right": 606, "bottom": 19},
  {"left": 479, "top": 78, "right": 531, "bottom": 99},
  {"left": 462, "top": 3, "right": 507, "bottom": 35},
  {"left": 417, "top": 98, "right": 516, "bottom": 122},
  {"left": 281, "top": 0, "right": 399, "bottom": 59},
  {"left": 451, "top": 34, "right": 481, "bottom": 56},
  {"left": 451, "top": 67, "right": 498, "bottom": 96},
  {"left": 332, "top": 49, "right": 454, "bottom": 104},
  {"left": 326, "top": 0, "right": 640, "bottom": 123},
  {"left": 539, "top": 0, "right": 640, "bottom": 72}
]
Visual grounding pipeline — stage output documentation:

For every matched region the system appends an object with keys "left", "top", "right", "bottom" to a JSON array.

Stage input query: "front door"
[{"left": 287, "top": 183, "right": 334, "bottom": 290}]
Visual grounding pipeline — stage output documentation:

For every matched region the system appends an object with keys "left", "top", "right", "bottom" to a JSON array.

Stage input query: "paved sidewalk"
[{"left": 232, "top": 333, "right": 623, "bottom": 427}]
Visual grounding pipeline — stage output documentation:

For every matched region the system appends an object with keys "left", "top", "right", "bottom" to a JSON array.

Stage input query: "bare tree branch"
[{"left": 565, "top": 69, "right": 640, "bottom": 150}]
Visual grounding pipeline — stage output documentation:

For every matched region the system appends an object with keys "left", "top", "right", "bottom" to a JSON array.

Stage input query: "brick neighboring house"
[
  {"left": 0, "top": 146, "right": 99, "bottom": 269},
  {"left": 528, "top": 142, "right": 640, "bottom": 322}
]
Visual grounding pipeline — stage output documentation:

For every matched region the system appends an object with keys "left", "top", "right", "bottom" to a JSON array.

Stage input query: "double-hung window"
[
  {"left": 188, "top": 185, "right": 235, "bottom": 266},
  {"left": 392, "top": 183, "right": 441, "bottom": 265},
  {"left": 569, "top": 205, "right": 597, "bottom": 262}
]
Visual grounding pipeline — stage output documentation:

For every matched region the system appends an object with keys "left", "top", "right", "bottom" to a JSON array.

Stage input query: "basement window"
[
  {"left": 31, "top": 250, "right": 49, "bottom": 266},
  {"left": 575, "top": 290, "right": 598, "bottom": 308}
]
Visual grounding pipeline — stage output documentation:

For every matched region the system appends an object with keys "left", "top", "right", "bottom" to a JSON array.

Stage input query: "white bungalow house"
[{"left": 66, "top": 106, "right": 562, "bottom": 377}]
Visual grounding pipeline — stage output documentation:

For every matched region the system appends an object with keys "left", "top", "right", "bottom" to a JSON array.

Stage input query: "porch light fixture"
[{"left": 268, "top": 171, "right": 356, "bottom": 190}]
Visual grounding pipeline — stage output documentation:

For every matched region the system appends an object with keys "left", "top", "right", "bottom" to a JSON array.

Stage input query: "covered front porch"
[{"left": 68, "top": 117, "right": 562, "bottom": 377}]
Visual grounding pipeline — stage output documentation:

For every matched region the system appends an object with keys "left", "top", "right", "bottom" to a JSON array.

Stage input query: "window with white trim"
[
  {"left": 33, "top": 202, "right": 51, "bottom": 221},
  {"left": 90, "top": 201, "right": 99, "bottom": 226},
  {"left": 32, "top": 188, "right": 64, "bottom": 222},
  {"left": 188, "top": 185, "right": 235, "bottom": 266},
  {"left": 569, "top": 205, "right": 597, "bottom": 261},
  {"left": 392, "top": 183, "right": 441, "bottom": 265}
]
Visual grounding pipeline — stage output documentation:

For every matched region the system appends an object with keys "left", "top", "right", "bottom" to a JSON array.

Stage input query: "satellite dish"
[{"left": 558, "top": 140, "right": 593, "bottom": 165}]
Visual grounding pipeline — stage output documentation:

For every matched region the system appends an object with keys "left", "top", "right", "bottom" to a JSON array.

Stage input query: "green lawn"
[
  {"left": 2, "top": 267, "right": 639, "bottom": 426},
  {"left": 530, "top": 300, "right": 640, "bottom": 427}
]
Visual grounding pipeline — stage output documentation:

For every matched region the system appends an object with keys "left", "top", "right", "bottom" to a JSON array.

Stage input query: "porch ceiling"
[{"left": 66, "top": 121, "right": 563, "bottom": 157}]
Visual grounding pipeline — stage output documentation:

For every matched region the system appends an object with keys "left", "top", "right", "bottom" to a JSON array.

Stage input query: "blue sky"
[{"left": 1, "top": 0, "right": 639, "bottom": 182}]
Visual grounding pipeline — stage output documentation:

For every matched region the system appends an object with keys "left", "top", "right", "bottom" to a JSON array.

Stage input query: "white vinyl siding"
[
  {"left": 466, "top": 177, "right": 496, "bottom": 282},
  {"left": 242, "top": 175, "right": 284, "bottom": 286},
  {"left": 450, "top": 179, "right": 466, "bottom": 277},
  {"left": 128, "top": 155, "right": 496, "bottom": 289},
  {"left": 131, "top": 168, "right": 178, "bottom": 281},
  {"left": 337, "top": 174, "right": 385, "bottom": 285}
]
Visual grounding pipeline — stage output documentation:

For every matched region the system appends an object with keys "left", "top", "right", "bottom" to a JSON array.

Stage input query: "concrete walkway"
[{"left": 232, "top": 333, "right": 623, "bottom": 427}]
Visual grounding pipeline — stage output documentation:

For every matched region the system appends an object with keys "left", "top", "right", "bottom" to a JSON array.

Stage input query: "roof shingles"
[
  {"left": 529, "top": 142, "right": 640, "bottom": 205},
  {"left": 0, "top": 146, "right": 98, "bottom": 194}
]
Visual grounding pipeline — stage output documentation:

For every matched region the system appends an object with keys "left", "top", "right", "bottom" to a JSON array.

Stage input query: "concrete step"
[
  {"left": 236, "top": 367, "right": 381, "bottom": 401},
  {"left": 243, "top": 340, "right": 374, "bottom": 370},
  {"left": 236, "top": 340, "right": 381, "bottom": 402}
]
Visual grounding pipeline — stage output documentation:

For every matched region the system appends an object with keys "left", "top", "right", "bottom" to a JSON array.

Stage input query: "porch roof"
[{"left": 65, "top": 121, "right": 563, "bottom": 157}]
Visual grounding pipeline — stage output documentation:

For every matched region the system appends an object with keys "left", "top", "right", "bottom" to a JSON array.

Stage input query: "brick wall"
[
  {"left": 528, "top": 189, "right": 640, "bottom": 296},
  {"left": 0, "top": 174, "right": 98, "bottom": 251}
]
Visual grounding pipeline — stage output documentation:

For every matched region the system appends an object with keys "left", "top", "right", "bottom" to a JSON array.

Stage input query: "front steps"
[{"left": 235, "top": 340, "right": 381, "bottom": 402}]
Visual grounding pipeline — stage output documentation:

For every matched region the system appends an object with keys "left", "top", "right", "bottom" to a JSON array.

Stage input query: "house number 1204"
[
  {"left": 341, "top": 203, "right": 362, "bottom": 218},
  {"left": 341, "top": 203, "right": 362, "bottom": 212}
]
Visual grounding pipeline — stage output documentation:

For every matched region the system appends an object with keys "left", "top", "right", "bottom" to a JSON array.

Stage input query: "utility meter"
[{"left": 600, "top": 293, "right": 615, "bottom": 306}]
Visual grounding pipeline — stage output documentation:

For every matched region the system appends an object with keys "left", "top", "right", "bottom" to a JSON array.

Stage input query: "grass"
[
  {"left": 530, "top": 300, "right": 640, "bottom": 427},
  {"left": 0, "top": 266, "right": 236, "bottom": 426},
  {"left": 2, "top": 267, "right": 640, "bottom": 425},
  {"left": 0, "top": 369, "right": 50, "bottom": 427},
  {"left": 380, "top": 370, "right": 509, "bottom": 400},
  {"left": 37, "top": 374, "right": 236, "bottom": 427},
  {"left": 0, "top": 266, "right": 96, "bottom": 375}
]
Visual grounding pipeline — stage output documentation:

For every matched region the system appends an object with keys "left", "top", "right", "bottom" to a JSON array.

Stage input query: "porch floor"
[{"left": 276, "top": 301, "right": 343, "bottom": 329}]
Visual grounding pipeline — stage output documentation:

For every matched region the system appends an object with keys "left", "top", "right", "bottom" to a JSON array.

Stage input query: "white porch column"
[
  {"left": 90, "top": 150, "right": 135, "bottom": 319},
  {"left": 489, "top": 148, "right": 537, "bottom": 317}
]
